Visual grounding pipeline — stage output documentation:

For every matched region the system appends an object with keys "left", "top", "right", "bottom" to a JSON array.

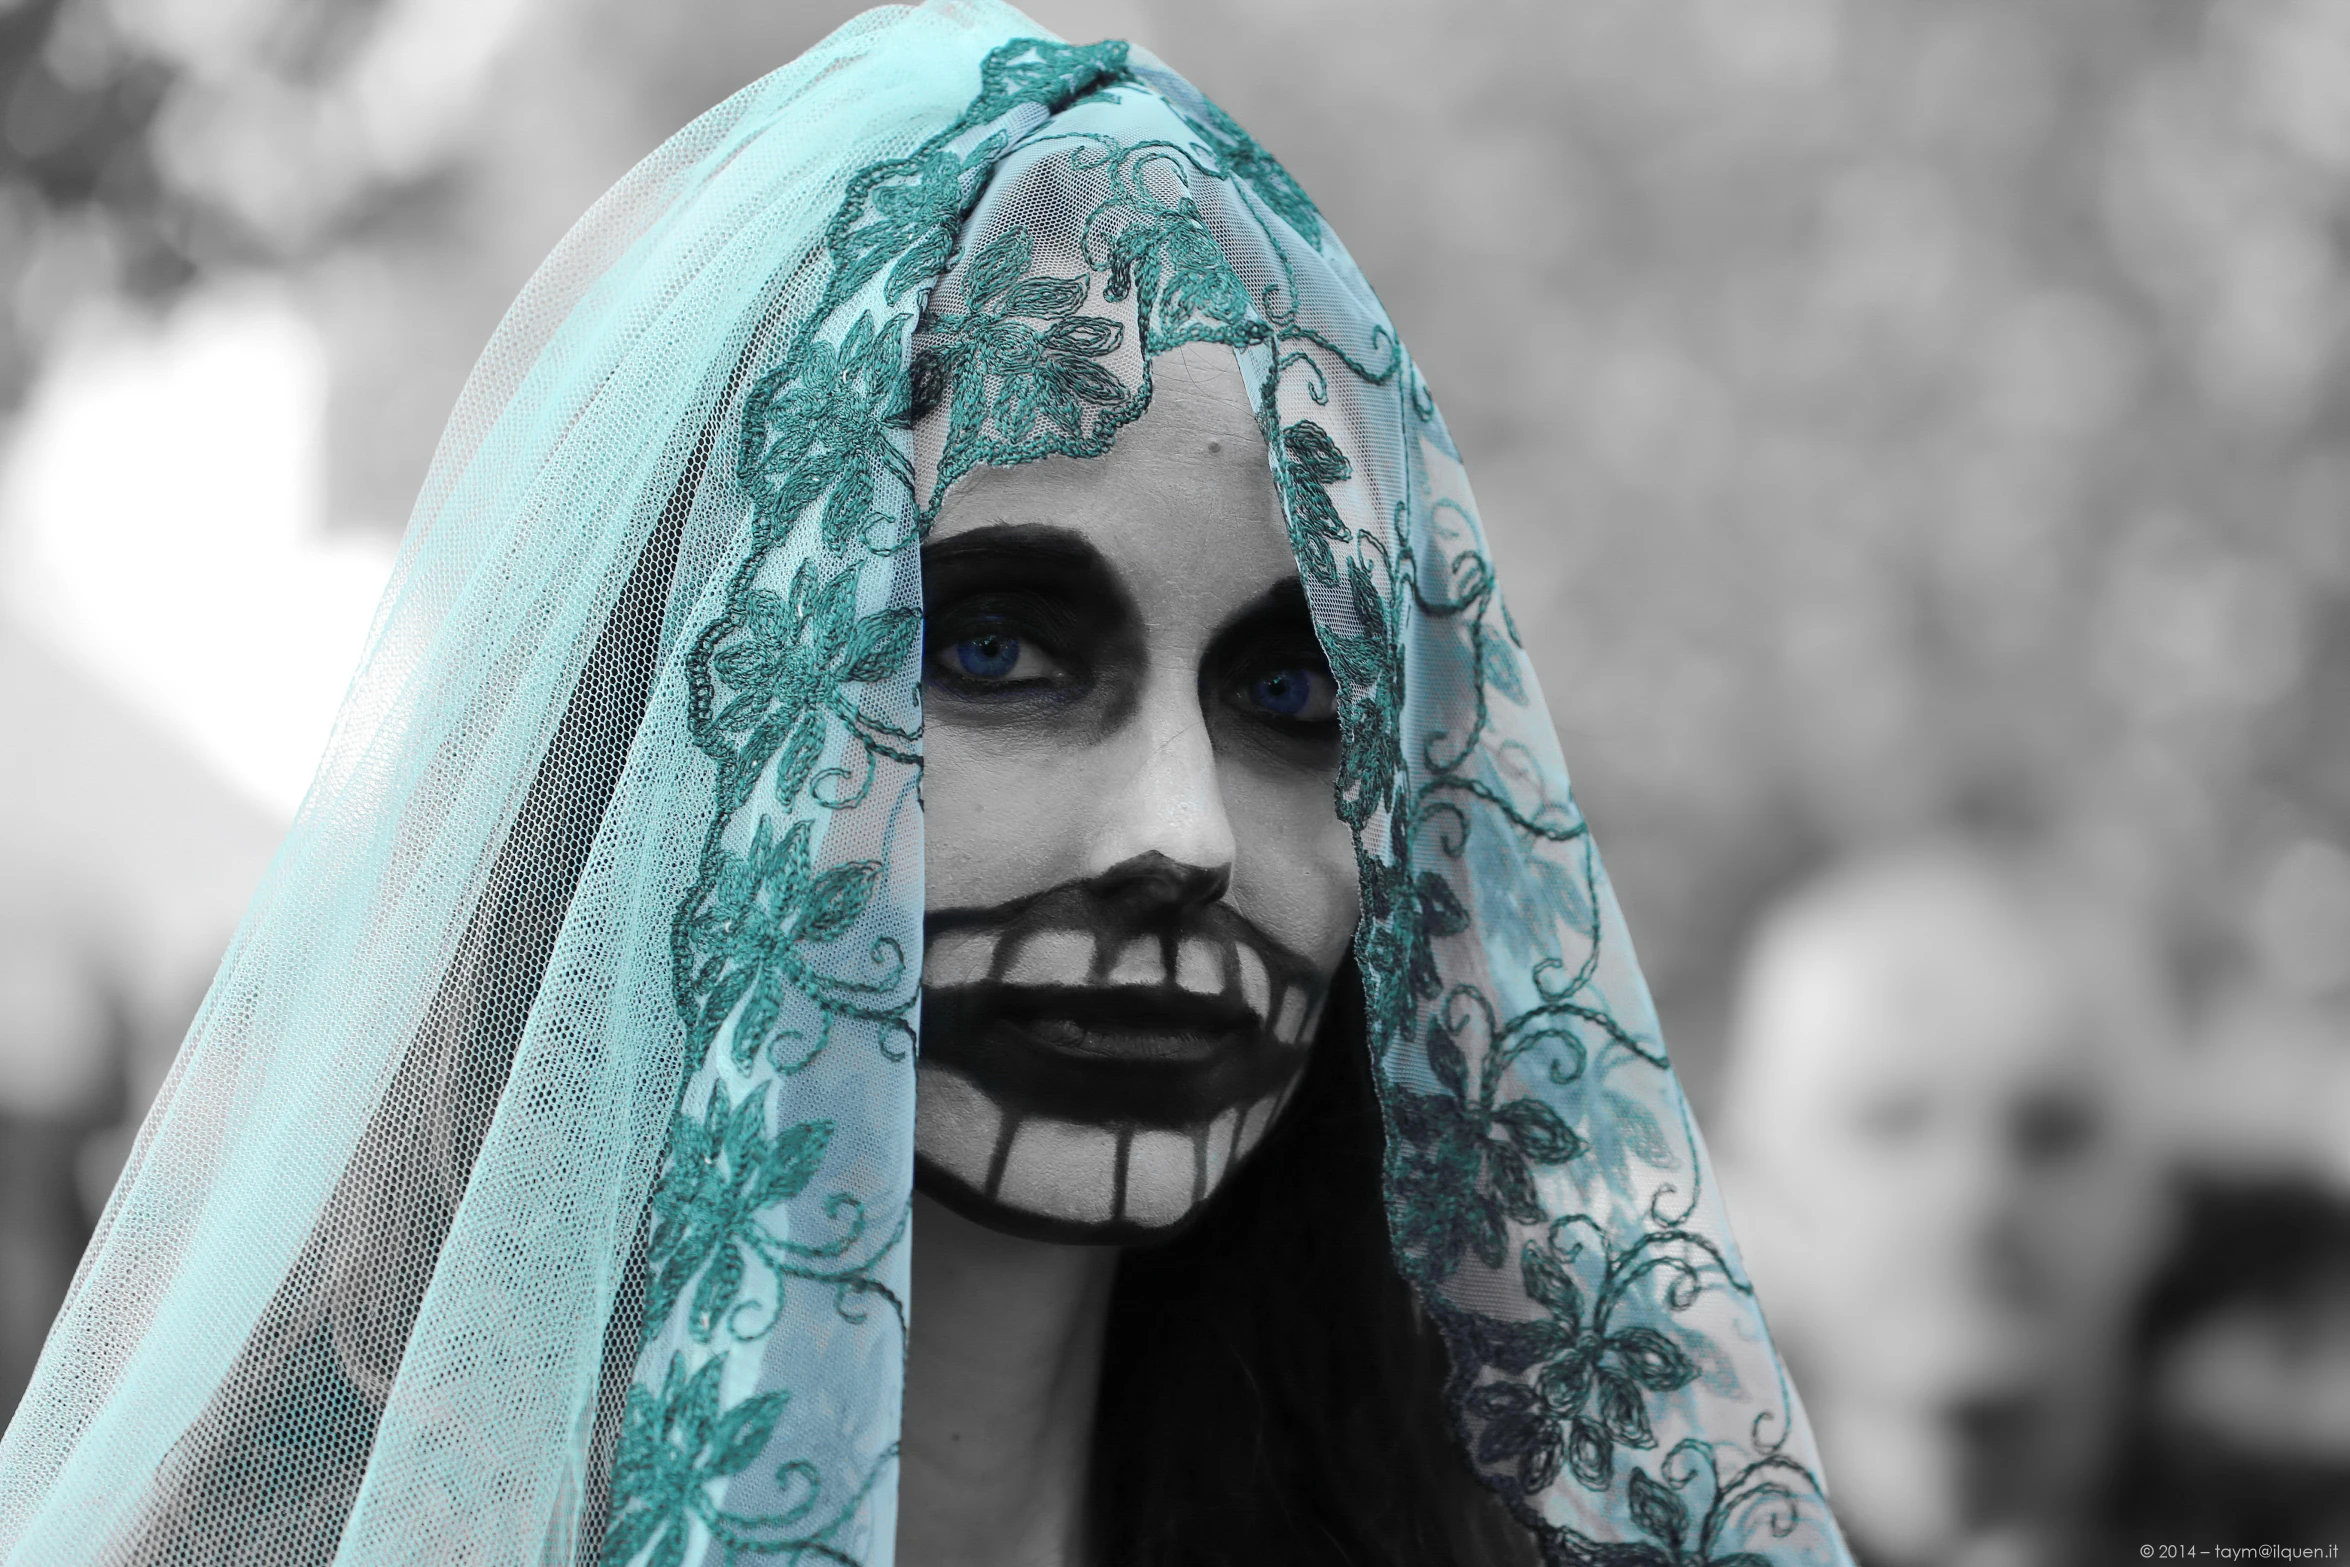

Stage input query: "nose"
[
  {"left": 1092, "top": 851, "right": 1230, "bottom": 921},
  {"left": 1086, "top": 683, "right": 1235, "bottom": 908},
  {"left": 1919, "top": 1123, "right": 2036, "bottom": 1278}
]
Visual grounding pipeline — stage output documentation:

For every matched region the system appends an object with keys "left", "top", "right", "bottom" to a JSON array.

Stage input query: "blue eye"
[
  {"left": 951, "top": 634, "right": 1022, "bottom": 679},
  {"left": 1251, "top": 670, "right": 1309, "bottom": 716},
  {"left": 1244, "top": 667, "right": 1333, "bottom": 721}
]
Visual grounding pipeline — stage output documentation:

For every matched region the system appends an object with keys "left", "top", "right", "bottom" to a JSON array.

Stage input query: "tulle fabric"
[{"left": 0, "top": 5, "right": 1854, "bottom": 1564}]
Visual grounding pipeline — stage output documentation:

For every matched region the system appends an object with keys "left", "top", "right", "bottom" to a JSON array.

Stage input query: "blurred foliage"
[
  {"left": 0, "top": 0, "right": 2343, "bottom": 1113},
  {"left": 0, "top": 0, "right": 180, "bottom": 403}
]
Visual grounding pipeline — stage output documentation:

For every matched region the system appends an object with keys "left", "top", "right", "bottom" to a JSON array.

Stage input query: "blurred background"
[{"left": 0, "top": 0, "right": 2342, "bottom": 1559}]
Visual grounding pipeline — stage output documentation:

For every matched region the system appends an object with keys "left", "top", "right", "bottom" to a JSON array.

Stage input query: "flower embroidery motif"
[
  {"left": 698, "top": 556, "right": 919, "bottom": 818},
  {"left": 1323, "top": 552, "right": 1406, "bottom": 832},
  {"left": 643, "top": 1080, "right": 837, "bottom": 1345},
  {"left": 605, "top": 1356, "right": 791, "bottom": 1567},
  {"left": 968, "top": 36, "right": 1131, "bottom": 126},
  {"left": 1101, "top": 193, "right": 1264, "bottom": 355},
  {"left": 1463, "top": 1241, "right": 1700, "bottom": 1496},
  {"left": 1388, "top": 1014, "right": 1586, "bottom": 1279},
  {"left": 1271, "top": 417, "right": 1352, "bottom": 585},
  {"left": 913, "top": 224, "right": 1132, "bottom": 481},
  {"left": 1581, "top": 1448, "right": 1825, "bottom": 1567},
  {"left": 737, "top": 311, "right": 913, "bottom": 554},
  {"left": 1580, "top": 1467, "right": 1774, "bottom": 1567},
  {"left": 672, "top": 815, "right": 888, "bottom": 1074},
  {"left": 833, "top": 144, "right": 992, "bottom": 309}
]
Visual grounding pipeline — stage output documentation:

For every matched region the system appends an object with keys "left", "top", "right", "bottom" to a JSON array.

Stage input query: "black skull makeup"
[
  {"left": 915, "top": 858, "right": 1333, "bottom": 1241},
  {"left": 915, "top": 342, "right": 1361, "bottom": 1244}
]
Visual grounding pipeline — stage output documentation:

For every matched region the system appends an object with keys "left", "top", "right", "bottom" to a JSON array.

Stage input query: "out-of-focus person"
[{"left": 1718, "top": 839, "right": 2177, "bottom": 1567}]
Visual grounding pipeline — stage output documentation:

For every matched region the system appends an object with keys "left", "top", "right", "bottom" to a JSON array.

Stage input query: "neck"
[{"left": 897, "top": 1189, "right": 1119, "bottom": 1567}]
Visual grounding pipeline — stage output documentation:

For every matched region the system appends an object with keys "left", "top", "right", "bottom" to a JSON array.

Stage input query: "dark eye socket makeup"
[
  {"left": 920, "top": 524, "right": 1132, "bottom": 705},
  {"left": 1199, "top": 581, "right": 1340, "bottom": 733},
  {"left": 920, "top": 524, "right": 1340, "bottom": 745}
]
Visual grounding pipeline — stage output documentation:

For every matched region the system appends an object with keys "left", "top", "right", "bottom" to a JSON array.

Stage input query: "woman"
[{"left": 0, "top": 6, "right": 1853, "bottom": 1565}]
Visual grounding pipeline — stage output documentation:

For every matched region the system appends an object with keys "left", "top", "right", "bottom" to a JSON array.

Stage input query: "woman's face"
[{"left": 915, "top": 341, "right": 1360, "bottom": 1243}]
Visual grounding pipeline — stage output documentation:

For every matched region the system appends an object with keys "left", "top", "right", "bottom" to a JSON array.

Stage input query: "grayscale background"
[{"left": 0, "top": 0, "right": 2343, "bottom": 1557}]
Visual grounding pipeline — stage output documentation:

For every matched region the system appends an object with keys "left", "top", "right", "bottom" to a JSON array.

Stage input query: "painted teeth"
[
  {"left": 1201, "top": 1105, "right": 1238, "bottom": 1192},
  {"left": 913, "top": 1069, "right": 1298, "bottom": 1231},
  {"left": 922, "top": 931, "right": 993, "bottom": 989},
  {"left": 1232, "top": 1095, "right": 1274, "bottom": 1163},
  {"left": 1003, "top": 929, "right": 1090, "bottom": 985},
  {"left": 1107, "top": 937, "right": 1159, "bottom": 986},
  {"left": 922, "top": 929, "right": 1304, "bottom": 1042},
  {"left": 1175, "top": 939, "right": 1221, "bottom": 997},
  {"left": 994, "top": 1115, "right": 1120, "bottom": 1224},
  {"left": 1272, "top": 986, "right": 1306, "bottom": 1045},
  {"left": 1234, "top": 947, "right": 1271, "bottom": 1018},
  {"left": 913, "top": 1064, "right": 1001, "bottom": 1191},
  {"left": 1121, "top": 1128, "right": 1198, "bottom": 1228}
]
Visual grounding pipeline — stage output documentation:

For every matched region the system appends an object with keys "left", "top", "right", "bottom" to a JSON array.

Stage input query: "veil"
[{"left": 0, "top": 5, "right": 1855, "bottom": 1564}]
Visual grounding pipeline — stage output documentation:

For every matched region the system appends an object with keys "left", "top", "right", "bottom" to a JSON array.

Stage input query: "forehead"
[{"left": 926, "top": 343, "right": 1293, "bottom": 605}]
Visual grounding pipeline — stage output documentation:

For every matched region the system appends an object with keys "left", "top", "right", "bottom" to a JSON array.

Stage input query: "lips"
[
  {"left": 1009, "top": 1014, "right": 1223, "bottom": 1065},
  {"left": 918, "top": 981, "right": 1300, "bottom": 1124},
  {"left": 993, "top": 983, "right": 1254, "bottom": 1064},
  {"left": 920, "top": 913, "right": 1322, "bottom": 1043}
]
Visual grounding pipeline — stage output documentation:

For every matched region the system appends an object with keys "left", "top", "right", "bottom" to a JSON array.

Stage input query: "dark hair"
[{"left": 1090, "top": 958, "right": 1538, "bottom": 1566}]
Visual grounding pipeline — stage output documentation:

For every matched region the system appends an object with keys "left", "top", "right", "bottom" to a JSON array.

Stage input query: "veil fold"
[{"left": 0, "top": 6, "right": 1854, "bottom": 1564}]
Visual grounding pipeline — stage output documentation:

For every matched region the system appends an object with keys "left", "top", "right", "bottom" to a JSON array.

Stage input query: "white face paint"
[{"left": 915, "top": 342, "right": 1361, "bottom": 1243}]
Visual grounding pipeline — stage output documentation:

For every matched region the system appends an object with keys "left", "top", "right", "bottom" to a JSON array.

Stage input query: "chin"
[{"left": 911, "top": 1057, "right": 1301, "bottom": 1246}]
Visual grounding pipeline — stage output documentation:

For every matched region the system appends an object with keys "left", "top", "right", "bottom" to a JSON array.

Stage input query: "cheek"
[
  {"left": 921, "top": 723, "right": 1090, "bottom": 910},
  {"left": 1219, "top": 754, "right": 1358, "bottom": 975}
]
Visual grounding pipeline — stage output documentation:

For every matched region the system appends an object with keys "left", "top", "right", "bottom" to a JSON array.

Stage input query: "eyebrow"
[
  {"left": 920, "top": 522, "right": 1312, "bottom": 647},
  {"left": 1256, "top": 577, "right": 1308, "bottom": 619},
  {"left": 921, "top": 522, "right": 1113, "bottom": 576},
  {"left": 1208, "top": 576, "right": 1315, "bottom": 643},
  {"left": 919, "top": 522, "right": 1142, "bottom": 641}
]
